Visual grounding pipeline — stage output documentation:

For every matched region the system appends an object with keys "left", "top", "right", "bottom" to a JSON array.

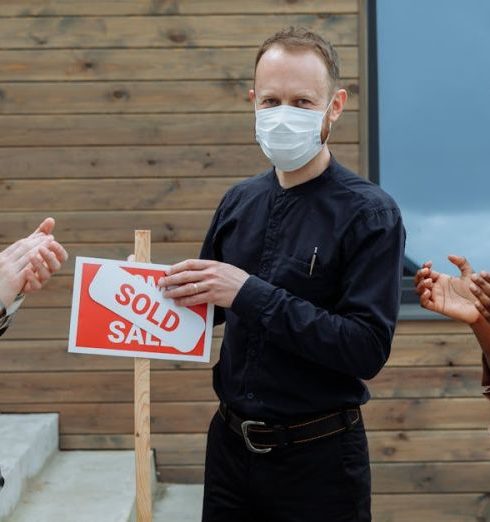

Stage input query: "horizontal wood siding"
[{"left": 0, "top": 2, "right": 487, "bottom": 520}]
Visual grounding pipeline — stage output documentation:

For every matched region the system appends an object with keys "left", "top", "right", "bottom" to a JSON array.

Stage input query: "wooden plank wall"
[{"left": 0, "top": 1, "right": 488, "bottom": 520}]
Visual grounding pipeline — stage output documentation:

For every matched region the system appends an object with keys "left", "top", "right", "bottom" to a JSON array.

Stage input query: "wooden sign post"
[{"left": 134, "top": 230, "right": 152, "bottom": 521}]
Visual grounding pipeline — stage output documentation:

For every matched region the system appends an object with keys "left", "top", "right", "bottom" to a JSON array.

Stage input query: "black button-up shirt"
[{"left": 200, "top": 156, "right": 405, "bottom": 422}]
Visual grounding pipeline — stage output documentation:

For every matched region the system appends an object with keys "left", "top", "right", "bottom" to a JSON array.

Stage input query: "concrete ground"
[
  {"left": 153, "top": 484, "right": 203, "bottom": 521},
  {"left": 8, "top": 451, "right": 137, "bottom": 522},
  {"left": 0, "top": 414, "right": 58, "bottom": 520},
  {"left": 0, "top": 414, "right": 203, "bottom": 521}
]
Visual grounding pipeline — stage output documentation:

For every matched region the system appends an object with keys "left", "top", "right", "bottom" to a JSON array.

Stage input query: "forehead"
[{"left": 255, "top": 45, "right": 330, "bottom": 97}]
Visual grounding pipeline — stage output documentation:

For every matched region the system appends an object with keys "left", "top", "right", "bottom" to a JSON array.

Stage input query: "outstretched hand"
[{"left": 414, "top": 255, "right": 480, "bottom": 324}]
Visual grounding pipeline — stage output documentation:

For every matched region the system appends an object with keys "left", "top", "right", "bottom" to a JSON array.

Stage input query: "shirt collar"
[{"left": 269, "top": 155, "right": 337, "bottom": 196}]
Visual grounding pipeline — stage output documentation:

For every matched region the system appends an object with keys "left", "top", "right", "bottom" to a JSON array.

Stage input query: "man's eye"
[
  {"left": 297, "top": 99, "right": 311, "bottom": 106},
  {"left": 262, "top": 99, "right": 277, "bottom": 107}
]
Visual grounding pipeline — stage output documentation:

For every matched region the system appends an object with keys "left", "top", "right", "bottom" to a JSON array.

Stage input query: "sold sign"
[{"left": 68, "top": 257, "right": 214, "bottom": 362}]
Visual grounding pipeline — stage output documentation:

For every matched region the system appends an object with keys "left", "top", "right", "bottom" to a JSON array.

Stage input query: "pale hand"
[
  {"left": 23, "top": 240, "right": 69, "bottom": 294},
  {"left": 158, "top": 259, "right": 249, "bottom": 308},
  {"left": 0, "top": 233, "right": 53, "bottom": 307},
  {"left": 0, "top": 217, "right": 69, "bottom": 307},
  {"left": 414, "top": 255, "right": 480, "bottom": 324},
  {"left": 23, "top": 218, "right": 68, "bottom": 294}
]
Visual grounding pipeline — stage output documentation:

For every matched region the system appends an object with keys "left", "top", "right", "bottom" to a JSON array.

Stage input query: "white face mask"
[{"left": 255, "top": 98, "right": 334, "bottom": 172}]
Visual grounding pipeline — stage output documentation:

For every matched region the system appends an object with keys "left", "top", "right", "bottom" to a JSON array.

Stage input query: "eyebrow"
[
  {"left": 257, "top": 91, "right": 318, "bottom": 99},
  {"left": 293, "top": 91, "right": 317, "bottom": 98}
]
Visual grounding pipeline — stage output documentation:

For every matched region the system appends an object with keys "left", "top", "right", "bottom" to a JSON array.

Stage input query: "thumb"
[
  {"left": 448, "top": 254, "right": 473, "bottom": 278},
  {"left": 33, "top": 217, "right": 55, "bottom": 236}
]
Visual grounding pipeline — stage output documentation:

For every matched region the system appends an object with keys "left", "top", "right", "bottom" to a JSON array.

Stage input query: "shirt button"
[{"left": 247, "top": 392, "right": 255, "bottom": 399}]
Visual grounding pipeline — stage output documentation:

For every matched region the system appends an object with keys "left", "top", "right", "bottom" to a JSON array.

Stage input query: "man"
[
  {"left": 0, "top": 217, "right": 68, "bottom": 336},
  {"left": 415, "top": 255, "right": 490, "bottom": 398},
  {"left": 158, "top": 27, "right": 405, "bottom": 521}
]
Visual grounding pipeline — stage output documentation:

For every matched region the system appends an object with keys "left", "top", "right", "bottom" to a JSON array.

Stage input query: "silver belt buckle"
[{"left": 241, "top": 420, "right": 272, "bottom": 454}]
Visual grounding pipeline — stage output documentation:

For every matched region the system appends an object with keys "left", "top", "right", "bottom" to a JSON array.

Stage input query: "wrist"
[
  {"left": 470, "top": 313, "right": 489, "bottom": 329},
  {"left": 471, "top": 314, "right": 490, "bottom": 355}
]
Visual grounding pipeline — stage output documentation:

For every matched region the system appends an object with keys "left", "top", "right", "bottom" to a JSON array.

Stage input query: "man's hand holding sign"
[{"left": 158, "top": 259, "right": 249, "bottom": 308}]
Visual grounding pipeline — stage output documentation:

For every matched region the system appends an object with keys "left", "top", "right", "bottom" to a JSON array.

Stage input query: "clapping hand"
[
  {"left": 414, "top": 255, "right": 480, "bottom": 324},
  {"left": 0, "top": 218, "right": 68, "bottom": 308}
]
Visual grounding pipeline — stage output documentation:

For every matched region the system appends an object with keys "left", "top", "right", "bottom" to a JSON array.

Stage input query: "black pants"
[{"left": 202, "top": 410, "right": 371, "bottom": 522}]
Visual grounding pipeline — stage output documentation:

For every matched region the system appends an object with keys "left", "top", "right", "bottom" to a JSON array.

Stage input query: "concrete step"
[
  {"left": 153, "top": 484, "right": 203, "bottom": 522},
  {"left": 8, "top": 450, "right": 147, "bottom": 522},
  {"left": 0, "top": 414, "right": 58, "bottom": 520}
]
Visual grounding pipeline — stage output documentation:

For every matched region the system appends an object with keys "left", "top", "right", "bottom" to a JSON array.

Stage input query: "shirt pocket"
[{"left": 271, "top": 254, "right": 339, "bottom": 306}]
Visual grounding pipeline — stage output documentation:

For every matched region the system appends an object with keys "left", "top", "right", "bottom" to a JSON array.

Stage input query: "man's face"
[{"left": 250, "top": 45, "right": 346, "bottom": 142}]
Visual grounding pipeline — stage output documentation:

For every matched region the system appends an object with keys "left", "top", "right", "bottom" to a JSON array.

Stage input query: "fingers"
[
  {"left": 22, "top": 267, "right": 43, "bottom": 293},
  {"left": 166, "top": 259, "right": 212, "bottom": 276},
  {"left": 2, "top": 234, "right": 52, "bottom": 262},
  {"left": 47, "top": 241, "right": 69, "bottom": 263},
  {"left": 414, "top": 266, "right": 430, "bottom": 286},
  {"left": 40, "top": 245, "right": 62, "bottom": 273},
  {"left": 419, "top": 288, "right": 435, "bottom": 311},
  {"left": 160, "top": 270, "right": 204, "bottom": 290},
  {"left": 414, "top": 261, "right": 437, "bottom": 286},
  {"left": 22, "top": 243, "right": 67, "bottom": 294},
  {"left": 413, "top": 264, "right": 436, "bottom": 312},
  {"left": 28, "top": 253, "right": 52, "bottom": 290},
  {"left": 415, "top": 278, "right": 433, "bottom": 296},
  {"left": 12, "top": 238, "right": 66, "bottom": 269},
  {"left": 164, "top": 281, "right": 207, "bottom": 300},
  {"left": 475, "top": 301, "right": 490, "bottom": 321},
  {"left": 470, "top": 271, "right": 490, "bottom": 321},
  {"left": 156, "top": 259, "right": 217, "bottom": 302},
  {"left": 158, "top": 259, "right": 216, "bottom": 289},
  {"left": 470, "top": 272, "right": 490, "bottom": 300},
  {"left": 448, "top": 254, "right": 473, "bottom": 278},
  {"left": 172, "top": 292, "right": 210, "bottom": 308}
]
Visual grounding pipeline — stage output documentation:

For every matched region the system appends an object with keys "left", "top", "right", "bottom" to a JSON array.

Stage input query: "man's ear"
[
  {"left": 320, "top": 89, "right": 348, "bottom": 143},
  {"left": 248, "top": 88, "right": 255, "bottom": 104},
  {"left": 329, "top": 88, "right": 348, "bottom": 123}
]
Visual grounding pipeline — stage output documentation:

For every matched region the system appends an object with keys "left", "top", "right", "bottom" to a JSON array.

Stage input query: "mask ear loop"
[
  {"left": 322, "top": 94, "right": 336, "bottom": 144},
  {"left": 324, "top": 121, "right": 333, "bottom": 144}
]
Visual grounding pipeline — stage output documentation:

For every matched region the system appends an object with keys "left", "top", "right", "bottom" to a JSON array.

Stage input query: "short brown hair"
[{"left": 255, "top": 27, "right": 340, "bottom": 91}]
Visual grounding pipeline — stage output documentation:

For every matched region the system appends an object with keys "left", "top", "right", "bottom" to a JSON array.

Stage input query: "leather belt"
[{"left": 218, "top": 403, "right": 361, "bottom": 454}]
